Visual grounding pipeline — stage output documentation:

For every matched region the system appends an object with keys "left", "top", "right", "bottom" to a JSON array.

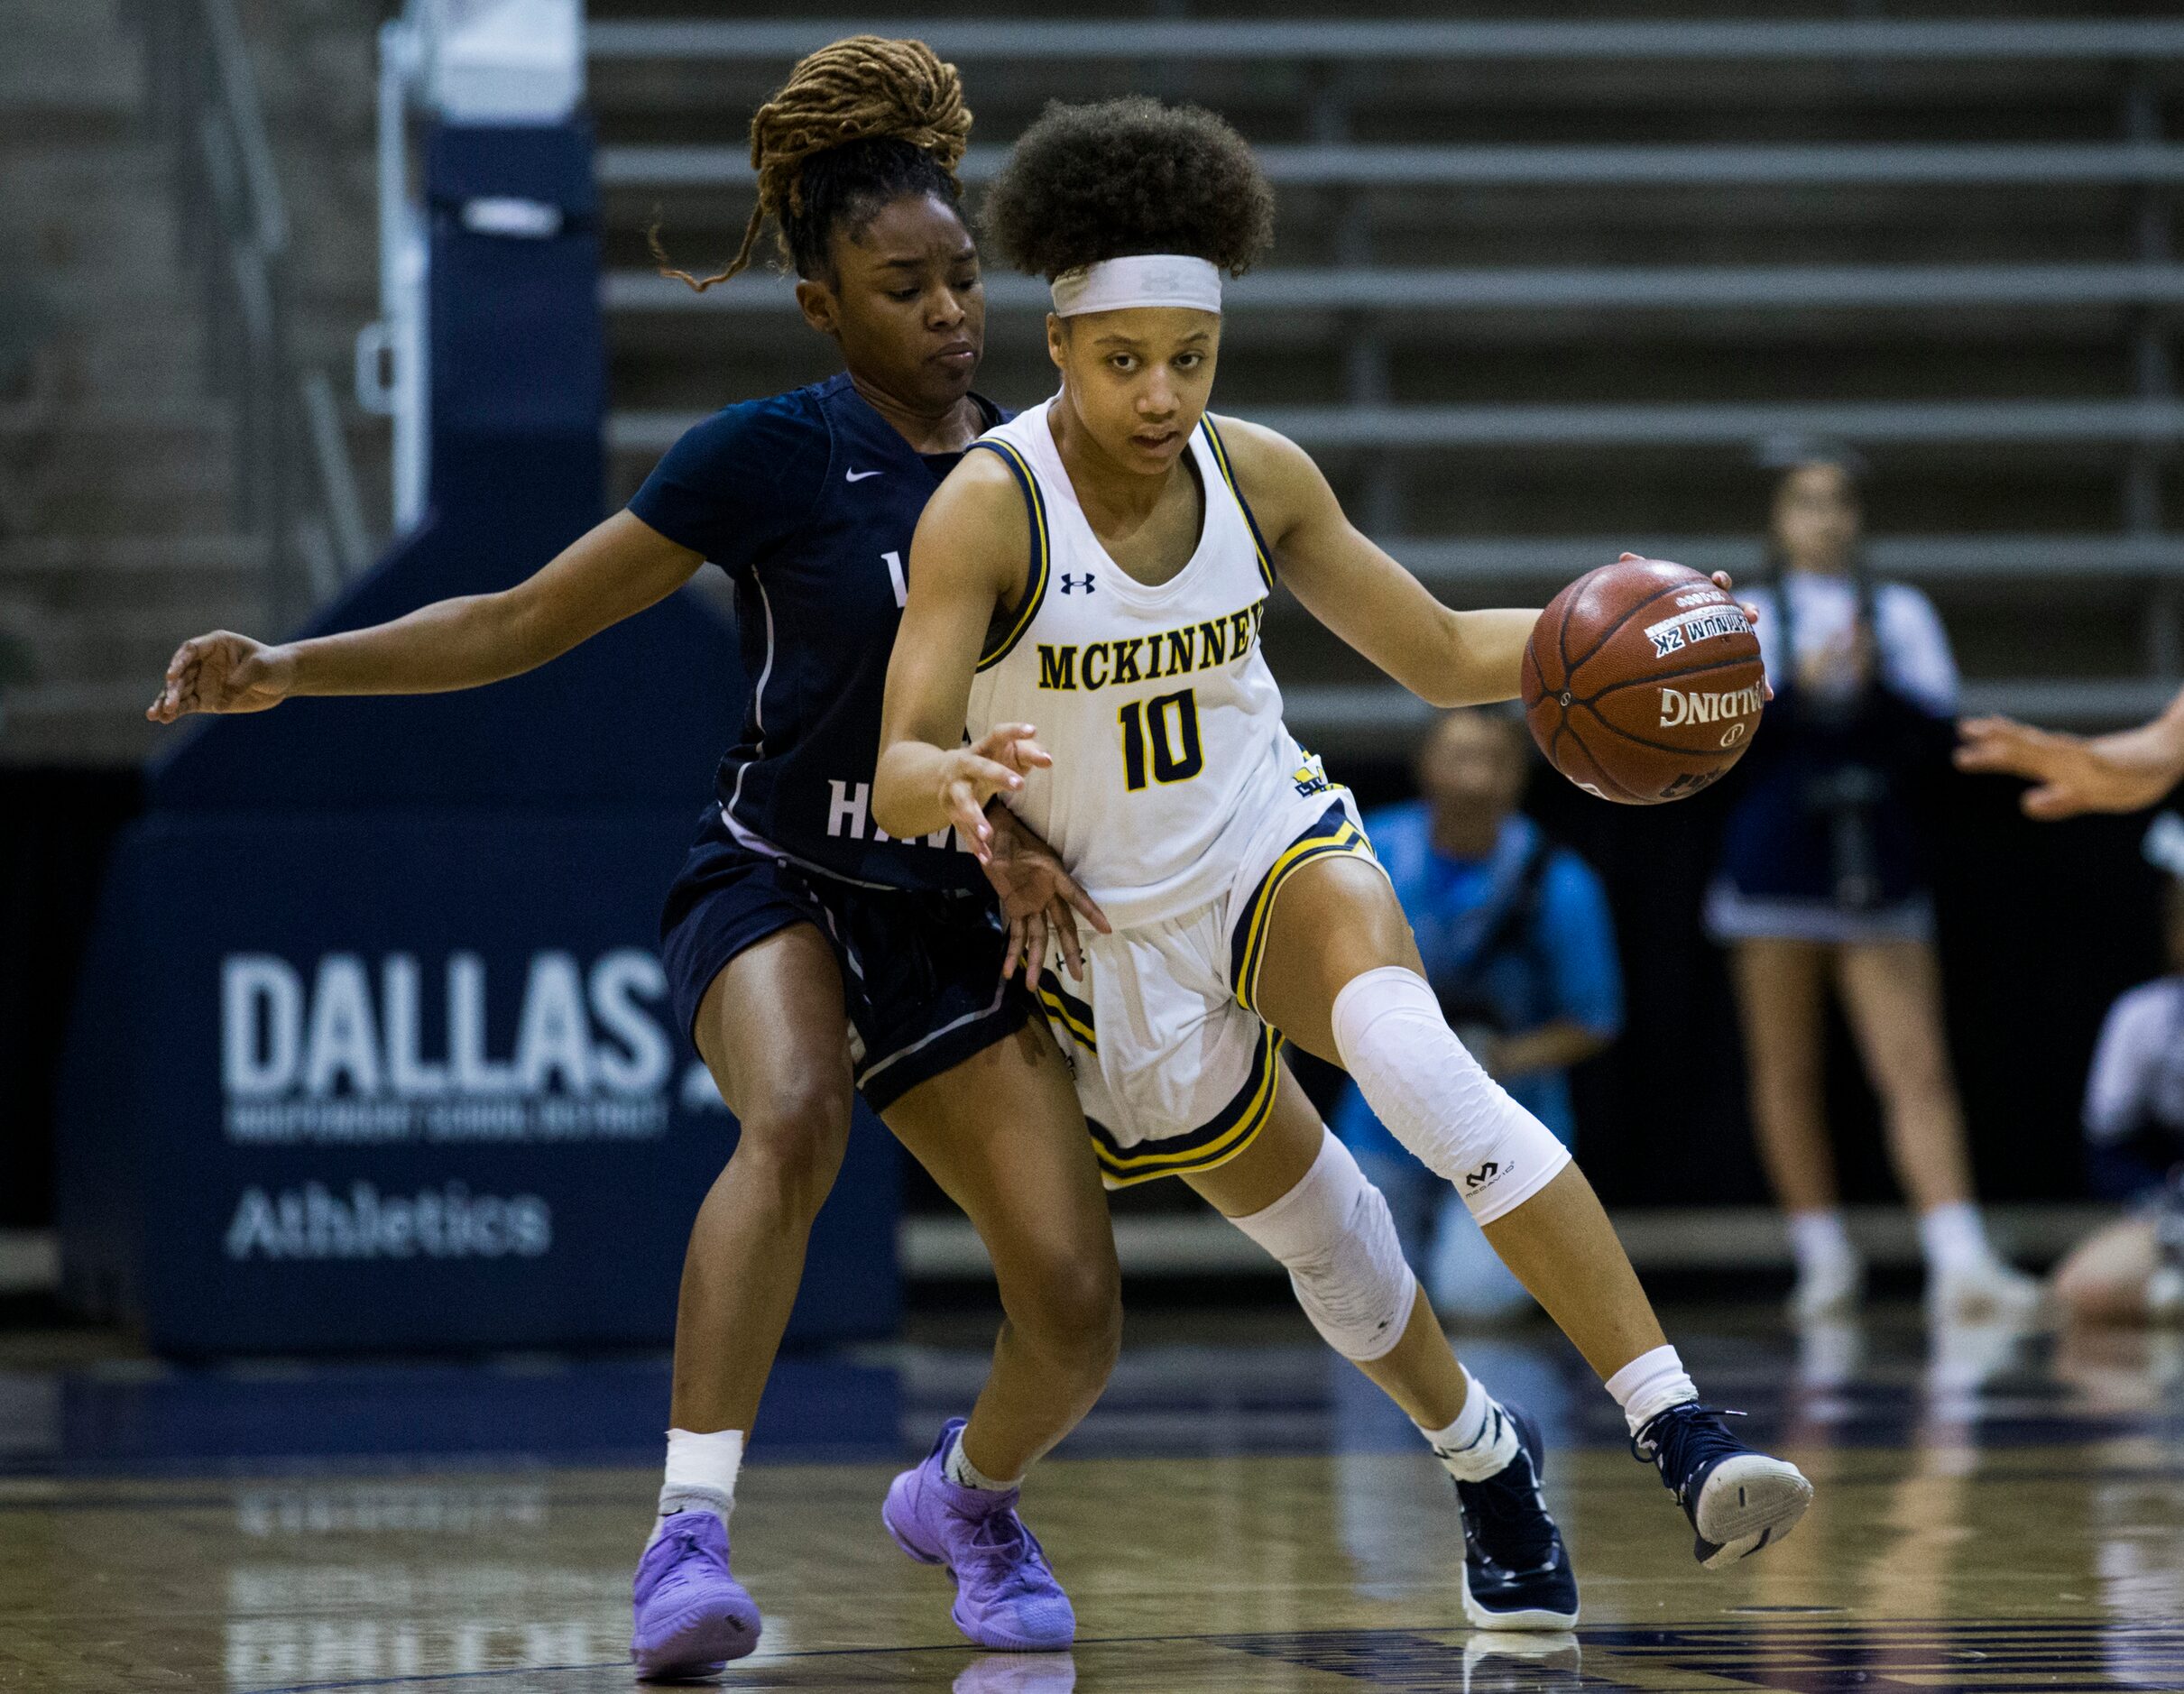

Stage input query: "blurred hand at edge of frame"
[{"left": 1955, "top": 703, "right": 2184, "bottom": 819}]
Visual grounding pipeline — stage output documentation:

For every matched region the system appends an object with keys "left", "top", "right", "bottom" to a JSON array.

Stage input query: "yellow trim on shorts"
[
  {"left": 1230, "top": 819, "right": 1379, "bottom": 1017},
  {"left": 968, "top": 439, "right": 1051, "bottom": 672},
  {"left": 1035, "top": 977, "right": 1098, "bottom": 1054},
  {"left": 1092, "top": 1028, "right": 1286, "bottom": 1188}
]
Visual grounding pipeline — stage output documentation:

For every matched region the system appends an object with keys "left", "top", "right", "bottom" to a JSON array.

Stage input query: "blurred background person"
[
  {"left": 1332, "top": 707, "right": 1622, "bottom": 1322},
  {"left": 1705, "top": 449, "right": 2040, "bottom": 1324},
  {"left": 2050, "top": 815, "right": 2184, "bottom": 1327}
]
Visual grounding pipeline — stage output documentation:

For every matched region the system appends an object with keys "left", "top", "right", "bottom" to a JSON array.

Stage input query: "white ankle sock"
[
  {"left": 1605, "top": 1344, "right": 1698, "bottom": 1439},
  {"left": 944, "top": 1428, "right": 1020, "bottom": 1494},
  {"left": 1786, "top": 1209, "right": 1857, "bottom": 1276},
  {"left": 1419, "top": 1367, "right": 1519, "bottom": 1482},
  {"left": 652, "top": 1427, "right": 743, "bottom": 1542},
  {"left": 1917, "top": 1201, "right": 1994, "bottom": 1276}
]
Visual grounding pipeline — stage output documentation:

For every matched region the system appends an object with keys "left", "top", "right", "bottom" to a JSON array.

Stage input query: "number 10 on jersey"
[{"left": 1118, "top": 689, "right": 1205, "bottom": 791}]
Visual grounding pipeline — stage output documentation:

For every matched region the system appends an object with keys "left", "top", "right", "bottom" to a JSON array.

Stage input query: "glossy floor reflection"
[{"left": 2, "top": 1307, "right": 2180, "bottom": 1690}]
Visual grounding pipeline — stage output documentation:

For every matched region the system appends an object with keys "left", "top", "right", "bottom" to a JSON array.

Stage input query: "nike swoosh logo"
[{"left": 845, "top": 469, "right": 884, "bottom": 483}]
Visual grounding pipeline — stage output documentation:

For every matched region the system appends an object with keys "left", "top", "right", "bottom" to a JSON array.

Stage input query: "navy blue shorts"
[{"left": 659, "top": 809, "right": 1032, "bottom": 1114}]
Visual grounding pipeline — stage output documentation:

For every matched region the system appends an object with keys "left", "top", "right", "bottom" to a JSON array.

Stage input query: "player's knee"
[
  {"left": 1330, "top": 966, "right": 1571, "bottom": 1215},
  {"left": 1228, "top": 1129, "right": 1417, "bottom": 1362},
  {"left": 2050, "top": 1254, "right": 2139, "bottom": 1325},
  {"left": 1010, "top": 1251, "right": 1122, "bottom": 1376},
  {"left": 731, "top": 1081, "right": 852, "bottom": 1220}
]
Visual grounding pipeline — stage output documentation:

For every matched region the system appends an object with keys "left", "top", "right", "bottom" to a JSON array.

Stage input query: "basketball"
[{"left": 1521, "top": 557, "right": 1766, "bottom": 805}]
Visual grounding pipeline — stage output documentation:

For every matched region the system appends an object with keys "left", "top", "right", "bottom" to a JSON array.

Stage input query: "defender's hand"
[
  {"left": 983, "top": 807, "right": 1111, "bottom": 983},
  {"left": 941, "top": 723, "right": 1051, "bottom": 863},
  {"left": 1955, "top": 713, "right": 2184, "bottom": 818},
  {"left": 149, "top": 631, "right": 294, "bottom": 723}
]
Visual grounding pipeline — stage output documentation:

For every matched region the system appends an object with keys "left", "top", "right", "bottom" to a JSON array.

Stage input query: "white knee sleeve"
[
  {"left": 1226, "top": 1128, "right": 1417, "bottom": 1363},
  {"left": 1330, "top": 965, "right": 1572, "bottom": 1227}
]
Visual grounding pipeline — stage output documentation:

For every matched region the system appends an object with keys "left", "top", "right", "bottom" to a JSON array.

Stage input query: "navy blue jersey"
[{"left": 629, "top": 373, "right": 1004, "bottom": 893}]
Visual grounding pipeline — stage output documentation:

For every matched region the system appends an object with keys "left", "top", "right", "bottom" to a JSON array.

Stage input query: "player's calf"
[{"left": 1224, "top": 1133, "right": 1578, "bottom": 1629}]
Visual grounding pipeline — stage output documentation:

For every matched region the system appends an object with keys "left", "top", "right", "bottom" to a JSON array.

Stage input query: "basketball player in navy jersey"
[
  {"left": 877, "top": 97, "right": 1814, "bottom": 1587},
  {"left": 149, "top": 39, "right": 1115, "bottom": 1676}
]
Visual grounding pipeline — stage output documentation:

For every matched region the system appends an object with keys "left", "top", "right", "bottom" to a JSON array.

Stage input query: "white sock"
[
  {"left": 1605, "top": 1344, "right": 1699, "bottom": 1440},
  {"left": 943, "top": 1427, "right": 1021, "bottom": 1494},
  {"left": 1917, "top": 1201, "right": 1994, "bottom": 1277},
  {"left": 651, "top": 1427, "right": 743, "bottom": 1542},
  {"left": 1786, "top": 1209, "right": 1857, "bottom": 1277},
  {"left": 1419, "top": 1366, "right": 1520, "bottom": 1482}
]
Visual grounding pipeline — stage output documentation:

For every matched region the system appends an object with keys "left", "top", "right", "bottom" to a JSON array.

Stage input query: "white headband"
[{"left": 1050, "top": 254, "right": 1223, "bottom": 318}]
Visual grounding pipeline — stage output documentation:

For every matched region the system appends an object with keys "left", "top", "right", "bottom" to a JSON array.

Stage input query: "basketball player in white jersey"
[{"left": 874, "top": 96, "right": 1814, "bottom": 1584}]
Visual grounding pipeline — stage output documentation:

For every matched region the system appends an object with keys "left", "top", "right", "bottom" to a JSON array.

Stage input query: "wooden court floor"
[{"left": 2, "top": 1316, "right": 2180, "bottom": 1690}]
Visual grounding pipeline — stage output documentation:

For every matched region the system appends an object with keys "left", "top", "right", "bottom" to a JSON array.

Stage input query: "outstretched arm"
[
  {"left": 149, "top": 511, "right": 703, "bottom": 722},
  {"left": 1956, "top": 689, "right": 2184, "bottom": 818},
  {"left": 874, "top": 455, "right": 1048, "bottom": 854},
  {"left": 1211, "top": 418, "right": 1754, "bottom": 706}
]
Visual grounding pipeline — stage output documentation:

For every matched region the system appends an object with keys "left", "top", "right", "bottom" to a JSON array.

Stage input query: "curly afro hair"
[{"left": 981, "top": 97, "right": 1274, "bottom": 281}]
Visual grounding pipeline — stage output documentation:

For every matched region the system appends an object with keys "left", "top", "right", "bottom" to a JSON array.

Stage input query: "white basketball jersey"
[{"left": 965, "top": 400, "right": 1313, "bottom": 929}]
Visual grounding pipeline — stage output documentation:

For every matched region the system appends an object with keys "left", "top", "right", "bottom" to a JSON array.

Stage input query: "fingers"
[
  {"left": 1061, "top": 876, "right": 1113, "bottom": 935},
  {"left": 149, "top": 643, "right": 202, "bottom": 722},
  {"left": 946, "top": 759, "right": 1023, "bottom": 859},
  {"left": 1951, "top": 719, "right": 2046, "bottom": 776},
  {"left": 972, "top": 723, "right": 1052, "bottom": 777},
  {"left": 1048, "top": 899, "right": 1086, "bottom": 980},
  {"left": 963, "top": 755, "right": 1026, "bottom": 797},
  {"left": 945, "top": 781, "right": 996, "bottom": 861},
  {"left": 1022, "top": 920, "right": 1047, "bottom": 991},
  {"left": 1951, "top": 740, "right": 2014, "bottom": 774},
  {"left": 2023, "top": 783, "right": 2087, "bottom": 822},
  {"left": 1002, "top": 915, "right": 1026, "bottom": 980}
]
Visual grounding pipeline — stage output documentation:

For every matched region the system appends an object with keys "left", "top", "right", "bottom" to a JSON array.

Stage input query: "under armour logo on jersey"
[
  {"left": 845, "top": 468, "right": 884, "bottom": 483},
  {"left": 1058, "top": 574, "right": 1096, "bottom": 594}
]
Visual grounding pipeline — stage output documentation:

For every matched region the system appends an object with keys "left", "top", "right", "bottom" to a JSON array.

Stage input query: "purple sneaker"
[
  {"left": 631, "top": 1511, "right": 760, "bottom": 1680},
  {"left": 882, "top": 1419, "right": 1075, "bottom": 1651}
]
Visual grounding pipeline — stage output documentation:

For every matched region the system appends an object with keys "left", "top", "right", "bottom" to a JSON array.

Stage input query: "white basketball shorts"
[{"left": 1034, "top": 776, "right": 1381, "bottom": 1188}]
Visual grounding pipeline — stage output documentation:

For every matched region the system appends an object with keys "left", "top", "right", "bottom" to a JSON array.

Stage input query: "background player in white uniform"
[{"left": 875, "top": 95, "right": 1814, "bottom": 1579}]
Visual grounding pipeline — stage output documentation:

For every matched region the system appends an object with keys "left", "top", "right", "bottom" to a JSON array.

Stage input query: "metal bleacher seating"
[{"left": 587, "top": 10, "right": 2184, "bottom": 754}]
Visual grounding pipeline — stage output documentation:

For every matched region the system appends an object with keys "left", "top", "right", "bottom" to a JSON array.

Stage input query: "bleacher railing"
[
  {"left": 591, "top": 14, "right": 2184, "bottom": 729},
  {"left": 132, "top": 0, "right": 372, "bottom": 628}
]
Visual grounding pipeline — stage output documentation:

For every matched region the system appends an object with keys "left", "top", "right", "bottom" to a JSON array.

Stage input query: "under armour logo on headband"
[{"left": 1050, "top": 254, "right": 1224, "bottom": 318}]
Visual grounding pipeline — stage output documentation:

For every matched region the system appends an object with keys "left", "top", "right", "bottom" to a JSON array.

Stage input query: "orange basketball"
[{"left": 1520, "top": 557, "right": 1765, "bottom": 805}]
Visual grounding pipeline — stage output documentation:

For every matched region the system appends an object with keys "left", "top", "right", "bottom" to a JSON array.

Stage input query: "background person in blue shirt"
[{"left": 1334, "top": 708, "right": 1624, "bottom": 1320}]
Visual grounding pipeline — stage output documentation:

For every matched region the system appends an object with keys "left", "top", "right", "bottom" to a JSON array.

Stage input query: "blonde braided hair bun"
[{"left": 652, "top": 35, "right": 972, "bottom": 292}]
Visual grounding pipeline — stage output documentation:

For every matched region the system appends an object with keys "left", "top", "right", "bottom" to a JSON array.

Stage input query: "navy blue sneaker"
[
  {"left": 1633, "top": 1403, "right": 1812, "bottom": 1569},
  {"left": 1451, "top": 1403, "right": 1580, "bottom": 1631}
]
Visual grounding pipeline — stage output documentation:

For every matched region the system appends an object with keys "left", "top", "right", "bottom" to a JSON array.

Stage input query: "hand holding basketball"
[{"left": 1521, "top": 557, "right": 1766, "bottom": 804}]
